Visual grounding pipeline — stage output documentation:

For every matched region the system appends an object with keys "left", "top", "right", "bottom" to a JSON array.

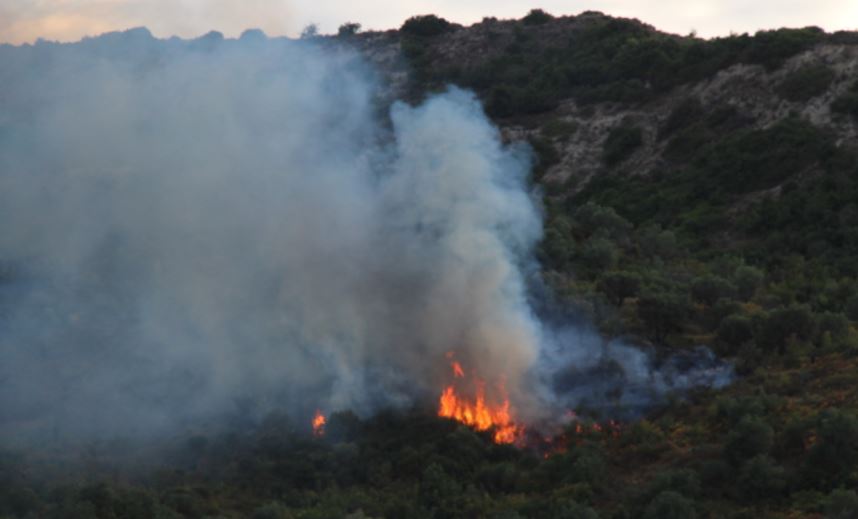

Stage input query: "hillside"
[
  {"left": 3, "top": 10, "right": 858, "bottom": 519},
  {"left": 351, "top": 11, "right": 858, "bottom": 354}
]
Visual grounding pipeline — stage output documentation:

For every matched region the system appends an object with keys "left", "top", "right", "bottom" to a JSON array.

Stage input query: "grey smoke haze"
[
  {"left": 0, "top": 29, "right": 547, "bottom": 445},
  {"left": 0, "top": 29, "right": 729, "bottom": 448}
]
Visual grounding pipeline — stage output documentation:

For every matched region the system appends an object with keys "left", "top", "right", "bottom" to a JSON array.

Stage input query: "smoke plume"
[
  {"left": 0, "top": 29, "right": 729, "bottom": 448},
  {"left": 0, "top": 28, "right": 548, "bottom": 444}
]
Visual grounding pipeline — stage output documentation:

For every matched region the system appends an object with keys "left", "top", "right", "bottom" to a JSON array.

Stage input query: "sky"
[{"left": 2, "top": 0, "right": 857, "bottom": 45}]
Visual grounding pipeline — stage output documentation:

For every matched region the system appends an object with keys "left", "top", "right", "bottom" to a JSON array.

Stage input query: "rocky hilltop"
[{"left": 352, "top": 12, "right": 858, "bottom": 193}]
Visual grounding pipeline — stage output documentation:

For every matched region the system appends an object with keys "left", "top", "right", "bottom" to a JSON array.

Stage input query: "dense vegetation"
[
  {"left": 402, "top": 11, "right": 838, "bottom": 117},
  {"left": 4, "top": 9, "right": 858, "bottom": 519}
]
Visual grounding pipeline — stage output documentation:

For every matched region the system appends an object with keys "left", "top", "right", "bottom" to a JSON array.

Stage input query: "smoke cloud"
[
  {"left": 0, "top": 29, "right": 730, "bottom": 449},
  {"left": 0, "top": 29, "right": 549, "bottom": 445}
]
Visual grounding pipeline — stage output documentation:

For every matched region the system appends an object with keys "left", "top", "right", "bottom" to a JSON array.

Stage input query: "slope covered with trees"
[{"left": 3, "top": 9, "right": 858, "bottom": 519}]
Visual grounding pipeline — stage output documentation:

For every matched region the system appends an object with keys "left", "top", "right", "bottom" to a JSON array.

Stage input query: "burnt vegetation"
[{"left": 4, "top": 9, "right": 858, "bottom": 519}]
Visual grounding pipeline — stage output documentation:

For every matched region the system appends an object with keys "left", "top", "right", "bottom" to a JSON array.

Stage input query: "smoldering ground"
[{"left": 0, "top": 29, "right": 729, "bottom": 451}]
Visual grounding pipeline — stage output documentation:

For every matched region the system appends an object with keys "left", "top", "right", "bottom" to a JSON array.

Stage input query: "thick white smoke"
[
  {"left": 0, "top": 29, "right": 546, "bottom": 444},
  {"left": 0, "top": 29, "right": 733, "bottom": 448}
]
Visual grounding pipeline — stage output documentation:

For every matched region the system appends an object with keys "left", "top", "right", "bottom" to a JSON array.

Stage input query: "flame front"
[
  {"left": 437, "top": 353, "right": 523, "bottom": 444},
  {"left": 312, "top": 409, "right": 326, "bottom": 437}
]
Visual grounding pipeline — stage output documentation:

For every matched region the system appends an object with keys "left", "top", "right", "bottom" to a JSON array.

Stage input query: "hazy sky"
[{"left": 2, "top": 0, "right": 857, "bottom": 44}]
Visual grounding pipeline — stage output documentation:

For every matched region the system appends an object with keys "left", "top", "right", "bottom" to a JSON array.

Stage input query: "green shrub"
[
  {"left": 603, "top": 125, "right": 643, "bottom": 166},
  {"left": 804, "top": 410, "right": 858, "bottom": 489},
  {"left": 742, "top": 27, "right": 825, "bottom": 70},
  {"left": 755, "top": 304, "right": 815, "bottom": 353},
  {"left": 337, "top": 22, "right": 361, "bottom": 37},
  {"left": 637, "top": 291, "right": 688, "bottom": 343},
  {"left": 831, "top": 81, "right": 858, "bottom": 120},
  {"left": 816, "top": 312, "right": 850, "bottom": 342},
  {"left": 598, "top": 271, "right": 642, "bottom": 305},
  {"left": 724, "top": 416, "right": 774, "bottom": 466},
  {"left": 736, "top": 455, "right": 786, "bottom": 501},
  {"left": 734, "top": 265, "right": 764, "bottom": 300},
  {"left": 542, "top": 119, "right": 578, "bottom": 140},
  {"left": 578, "top": 237, "right": 619, "bottom": 271},
  {"left": 777, "top": 64, "right": 835, "bottom": 102},
  {"left": 522, "top": 9, "right": 553, "bottom": 25},
  {"left": 643, "top": 491, "right": 696, "bottom": 519},
  {"left": 659, "top": 98, "right": 705, "bottom": 138},
  {"left": 691, "top": 275, "right": 737, "bottom": 307},
  {"left": 401, "top": 15, "right": 455, "bottom": 37},
  {"left": 645, "top": 469, "right": 701, "bottom": 500},
  {"left": 716, "top": 315, "right": 754, "bottom": 355},
  {"left": 826, "top": 489, "right": 858, "bottom": 519},
  {"left": 252, "top": 502, "right": 293, "bottom": 519},
  {"left": 847, "top": 294, "right": 858, "bottom": 322}
]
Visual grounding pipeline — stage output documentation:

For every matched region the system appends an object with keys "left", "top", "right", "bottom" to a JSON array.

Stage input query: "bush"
[
  {"left": 522, "top": 9, "right": 554, "bottom": 25},
  {"left": 734, "top": 265, "right": 764, "bottom": 300},
  {"left": 660, "top": 98, "right": 705, "bottom": 138},
  {"left": 736, "top": 455, "right": 786, "bottom": 501},
  {"left": 724, "top": 416, "right": 774, "bottom": 466},
  {"left": 756, "top": 304, "right": 815, "bottom": 353},
  {"left": 603, "top": 125, "right": 643, "bottom": 166},
  {"left": 777, "top": 64, "right": 835, "bottom": 102},
  {"left": 645, "top": 469, "right": 701, "bottom": 500},
  {"left": 337, "top": 22, "right": 361, "bottom": 37},
  {"left": 816, "top": 312, "right": 850, "bottom": 342},
  {"left": 742, "top": 27, "right": 825, "bottom": 70},
  {"left": 578, "top": 237, "right": 619, "bottom": 271},
  {"left": 598, "top": 271, "right": 642, "bottom": 305},
  {"left": 643, "top": 491, "right": 696, "bottom": 519},
  {"left": 691, "top": 275, "right": 736, "bottom": 307},
  {"left": 831, "top": 81, "right": 858, "bottom": 120},
  {"left": 637, "top": 291, "right": 688, "bottom": 343},
  {"left": 572, "top": 202, "right": 633, "bottom": 239},
  {"left": 717, "top": 315, "right": 754, "bottom": 355},
  {"left": 826, "top": 489, "right": 858, "bottom": 519},
  {"left": 253, "top": 502, "right": 293, "bottom": 519},
  {"left": 401, "top": 15, "right": 455, "bottom": 37},
  {"left": 804, "top": 410, "right": 858, "bottom": 489},
  {"left": 847, "top": 294, "right": 858, "bottom": 322}
]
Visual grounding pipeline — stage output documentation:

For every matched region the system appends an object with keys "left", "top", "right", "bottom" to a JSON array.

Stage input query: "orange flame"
[
  {"left": 312, "top": 409, "right": 326, "bottom": 437},
  {"left": 437, "top": 353, "right": 523, "bottom": 444},
  {"left": 451, "top": 361, "right": 465, "bottom": 378}
]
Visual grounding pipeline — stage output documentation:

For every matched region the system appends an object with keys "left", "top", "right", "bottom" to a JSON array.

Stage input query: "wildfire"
[
  {"left": 312, "top": 409, "right": 326, "bottom": 437},
  {"left": 437, "top": 352, "right": 524, "bottom": 444}
]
